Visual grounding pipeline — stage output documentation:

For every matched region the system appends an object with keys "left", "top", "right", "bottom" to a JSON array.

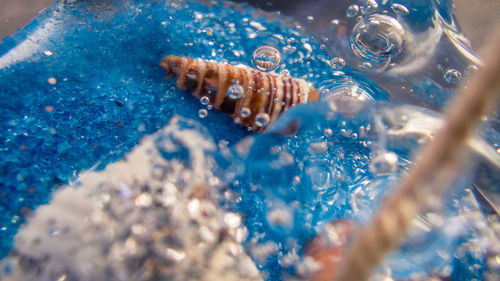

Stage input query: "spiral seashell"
[{"left": 160, "top": 55, "right": 319, "bottom": 132}]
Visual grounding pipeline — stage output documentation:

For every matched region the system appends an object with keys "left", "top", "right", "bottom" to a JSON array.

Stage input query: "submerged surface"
[{"left": 0, "top": 0, "right": 499, "bottom": 280}]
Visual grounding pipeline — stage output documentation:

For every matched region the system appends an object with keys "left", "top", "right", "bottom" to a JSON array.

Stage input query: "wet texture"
[
  {"left": 0, "top": 0, "right": 499, "bottom": 281},
  {"left": 0, "top": 0, "right": 331, "bottom": 256}
]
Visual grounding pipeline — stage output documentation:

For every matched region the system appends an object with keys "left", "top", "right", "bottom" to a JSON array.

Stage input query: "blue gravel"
[
  {"left": 0, "top": 0, "right": 497, "bottom": 280},
  {"left": 0, "top": 0, "right": 343, "bottom": 258}
]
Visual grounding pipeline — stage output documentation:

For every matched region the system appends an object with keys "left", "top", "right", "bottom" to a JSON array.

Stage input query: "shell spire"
[{"left": 160, "top": 55, "right": 319, "bottom": 132}]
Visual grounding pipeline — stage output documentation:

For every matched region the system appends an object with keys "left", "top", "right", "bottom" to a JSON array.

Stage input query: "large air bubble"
[
  {"left": 350, "top": 14, "right": 406, "bottom": 64},
  {"left": 252, "top": 46, "right": 281, "bottom": 72}
]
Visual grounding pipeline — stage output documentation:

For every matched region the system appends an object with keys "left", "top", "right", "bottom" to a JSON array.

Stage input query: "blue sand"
[
  {"left": 1, "top": 0, "right": 387, "bottom": 256},
  {"left": 0, "top": 0, "right": 496, "bottom": 280},
  {"left": 1, "top": 0, "right": 358, "bottom": 259}
]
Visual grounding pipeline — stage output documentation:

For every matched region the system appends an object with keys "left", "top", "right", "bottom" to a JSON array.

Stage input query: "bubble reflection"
[
  {"left": 350, "top": 14, "right": 406, "bottom": 64},
  {"left": 252, "top": 46, "right": 281, "bottom": 72}
]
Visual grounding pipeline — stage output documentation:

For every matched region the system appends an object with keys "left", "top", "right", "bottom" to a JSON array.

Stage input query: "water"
[
  {"left": 0, "top": 0, "right": 499, "bottom": 280},
  {"left": 223, "top": 100, "right": 499, "bottom": 280}
]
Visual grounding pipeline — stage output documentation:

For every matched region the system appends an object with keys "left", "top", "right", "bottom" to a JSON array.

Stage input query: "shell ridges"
[{"left": 160, "top": 55, "right": 318, "bottom": 132}]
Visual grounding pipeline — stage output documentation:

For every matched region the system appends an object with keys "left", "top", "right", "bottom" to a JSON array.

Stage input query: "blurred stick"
[{"left": 333, "top": 27, "right": 500, "bottom": 281}]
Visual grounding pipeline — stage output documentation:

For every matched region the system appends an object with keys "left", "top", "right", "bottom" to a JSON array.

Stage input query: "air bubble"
[
  {"left": 391, "top": 3, "right": 410, "bottom": 15},
  {"left": 254, "top": 112, "right": 270, "bottom": 127},
  {"left": 361, "top": 0, "right": 378, "bottom": 13},
  {"left": 252, "top": 46, "right": 281, "bottom": 72},
  {"left": 227, "top": 84, "right": 244, "bottom": 99},
  {"left": 444, "top": 69, "right": 462, "bottom": 84},
  {"left": 350, "top": 14, "right": 406, "bottom": 63},
  {"left": 330, "top": 57, "right": 346, "bottom": 70},
  {"left": 198, "top": 109, "right": 208, "bottom": 118},
  {"left": 464, "top": 65, "right": 478, "bottom": 76},
  {"left": 370, "top": 151, "right": 398, "bottom": 175},
  {"left": 361, "top": 62, "right": 373, "bottom": 69},
  {"left": 323, "top": 128, "right": 333, "bottom": 137},
  {"left": 240, "top": 107, "right": 251, "bottom": 118},
  {"left": 346, "top": 5, "right": 360, "bottom": 18},
  {"left": 200, "top": 96, "right": 210, "bottom": 105}
]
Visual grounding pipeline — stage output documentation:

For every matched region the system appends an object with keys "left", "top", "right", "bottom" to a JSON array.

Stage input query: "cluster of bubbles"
[
  {"left": 300, "top": 0, "right": 485, "bottom": 115},
  {"left": 202, "top": 2, "right": 496, "bottom": 278},
  {"left": 194, "top": 44, "right": 283, "bottom": 128},
  {"left": 198, "top": 96, "right": 211, "bottom": 118},
  {"left": 338, "top": 0, "right": 481, "bottom": 93},
  {"left": 226, "top": 96, "right": 499, "bottom": 280}
]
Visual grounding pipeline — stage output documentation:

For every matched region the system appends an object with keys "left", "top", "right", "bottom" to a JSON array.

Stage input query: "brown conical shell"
[{"left": 160, "top": 55, "right": 319, "bottom": 132}]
